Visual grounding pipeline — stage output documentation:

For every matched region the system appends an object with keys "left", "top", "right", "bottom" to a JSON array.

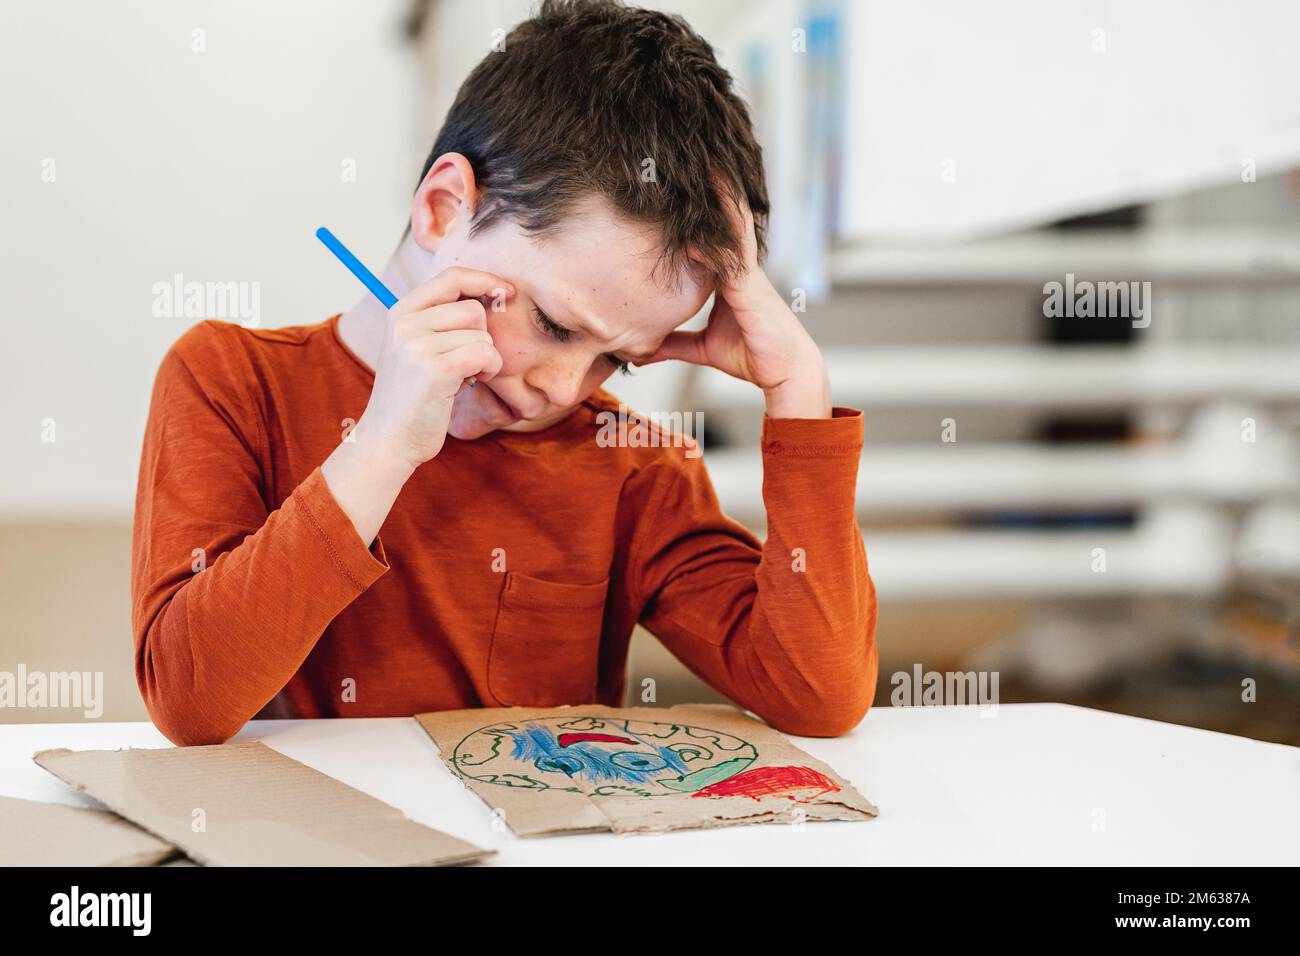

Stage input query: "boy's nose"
[{"left": 524, "top": 358, "right": 588, "bottom": 412}]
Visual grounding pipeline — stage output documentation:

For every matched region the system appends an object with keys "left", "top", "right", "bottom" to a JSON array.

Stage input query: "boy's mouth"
[{"left": 483, "top": 383, "right": 523, "bottom": 422}]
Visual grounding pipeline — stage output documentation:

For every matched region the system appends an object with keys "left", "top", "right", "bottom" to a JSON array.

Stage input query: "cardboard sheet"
[
  {"left": 415, "top": 704, "right": 878, "bottom": 836},
  {"left": 0, "top": 794, "right": 176, "bottom": 866},
  {"left": 34, "top": 741, "right": 491, "bottom": 867}
]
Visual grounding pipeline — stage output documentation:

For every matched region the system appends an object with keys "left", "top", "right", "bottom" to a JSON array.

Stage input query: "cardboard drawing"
[
  {"left": 0, "top": 794, "right": 176, "bottom": 867},
  {"left": 34, "top": 741, "right": 491, "bottom": 867},
  {"left": 415, "top": 703, "right": 878, "bottom": 836}
]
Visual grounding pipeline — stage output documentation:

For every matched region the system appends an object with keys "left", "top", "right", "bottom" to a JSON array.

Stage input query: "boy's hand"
[
  {"left": 359, "top": 267, "right": 512, "bottom": 470},
  {"left": 324, "top": 267, "right": 512, "bottom": 544},
  {"left": 643, "top": 193, "right": 831, "bottom": 419}
]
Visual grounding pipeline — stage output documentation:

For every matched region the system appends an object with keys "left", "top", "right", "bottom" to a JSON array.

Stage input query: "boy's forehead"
[{"left": 494, "top": 197, "right": 710, "bottom": 344}]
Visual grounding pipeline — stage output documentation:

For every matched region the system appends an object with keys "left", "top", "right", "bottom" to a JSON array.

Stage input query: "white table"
[{"left": 2, "top": 704, "right": 1296, "bottom": 865}]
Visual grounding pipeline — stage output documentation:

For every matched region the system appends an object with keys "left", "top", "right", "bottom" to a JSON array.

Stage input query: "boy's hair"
[{"left": 420, "top": 0, "right": 769, "bottom": 288}]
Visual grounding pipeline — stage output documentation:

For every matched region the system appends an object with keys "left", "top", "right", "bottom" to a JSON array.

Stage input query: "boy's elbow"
[
  {"left": 767, "top": 692, "right": 873, "bottom": 738},
  {"left": 143, "top": 693, "right": 242, "bottom": 746},
  {"left": 157, "top": 720, "right": 239, "bottom": 748},
  {"left": 136, "top": 626, "right": 243, "bottom": 746},
  {"left": 138, "top": 669, "right": 242, "bottom": 746},
  {"left": 763, "top": 648, "right": 879, "bottom": 737},
  {"left": 766, "top": 640, "right": 879, "bottom": 737},
  {"left": 149, "top": 706, "right": 242, "bottom": 747}
]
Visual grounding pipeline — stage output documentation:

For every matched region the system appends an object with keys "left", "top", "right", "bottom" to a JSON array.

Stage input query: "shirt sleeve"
[
  {"left": 626, "top": 407, "right": 878, "bottom": 737},
  {"left": 131, "top": 325, "right": 389, "bottom": 746}
]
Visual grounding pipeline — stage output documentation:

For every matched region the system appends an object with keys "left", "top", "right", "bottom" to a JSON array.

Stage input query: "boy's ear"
[{"left": 410, "top": 152, "right": 479, "bottom": 252}]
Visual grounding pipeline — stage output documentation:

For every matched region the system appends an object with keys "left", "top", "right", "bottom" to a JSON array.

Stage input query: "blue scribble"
[{"left": 509, "top": 723, "right": 690, "bottom": 785}]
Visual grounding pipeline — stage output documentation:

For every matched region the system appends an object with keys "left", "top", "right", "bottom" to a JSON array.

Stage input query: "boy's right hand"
[{"left": 359, "top": 267, "right": 513, "bottom": 470}]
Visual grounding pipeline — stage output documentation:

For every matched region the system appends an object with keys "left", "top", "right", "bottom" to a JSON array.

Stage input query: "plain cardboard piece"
[
  {"left": 415, "top": 703, "right": 878, "bottom": 836},
  {"left": 33, "top": 741, "right": 491, "bottom": 867},
  {"left": 0, "top": 794, "right": 176, "bottom": 867}
]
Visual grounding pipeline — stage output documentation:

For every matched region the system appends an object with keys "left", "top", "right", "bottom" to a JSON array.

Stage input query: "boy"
[{"left": 132, "top": 0, "right": 877, "bottom": 746}]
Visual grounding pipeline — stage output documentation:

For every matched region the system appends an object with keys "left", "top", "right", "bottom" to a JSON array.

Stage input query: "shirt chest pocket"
[{"left": 486, "top": 571, "right": 610, "bottom": 707}]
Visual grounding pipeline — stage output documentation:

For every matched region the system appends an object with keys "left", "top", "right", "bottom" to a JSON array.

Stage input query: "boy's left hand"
[{"left": 642, "top": 192, "right": 832, "bottom": 419}]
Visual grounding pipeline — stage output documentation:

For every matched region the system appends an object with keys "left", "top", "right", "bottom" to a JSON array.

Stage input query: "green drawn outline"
[{"left": 450, "top": 716, "right": 757, "bottom": 797}]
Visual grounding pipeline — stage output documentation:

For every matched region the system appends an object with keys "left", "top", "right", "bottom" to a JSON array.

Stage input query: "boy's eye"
[
  {"left": 604, "top": 354, "right": 633, "bottom": 376},
  {"left": 533, "top": 306, "right": 632, "bottom": 375},
  {"left": 531, "top": 307, "right": 571, "bottom": 342}
]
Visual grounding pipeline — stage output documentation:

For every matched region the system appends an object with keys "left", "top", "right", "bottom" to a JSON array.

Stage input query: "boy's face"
[{"left": 415, "top": 194, "right": 713, "bottom": 441}]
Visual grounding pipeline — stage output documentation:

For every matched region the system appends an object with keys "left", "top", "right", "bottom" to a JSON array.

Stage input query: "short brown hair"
[{"left": 420, "top": 0, "right": 769, "bottom": 287}]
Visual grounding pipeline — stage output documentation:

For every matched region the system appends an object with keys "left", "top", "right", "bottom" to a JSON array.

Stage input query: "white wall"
[
  {"left": 841, "top": 0, "right": 1300, "bottom": 240},
  {"left": 9, "top": 0, "right": 1296, "bottom": 518},
  {"left": 0, "top": 0, "right": 415, "bottom": 517},
  {"left": 0, "top": 0, "right": 746, "bottom": 519}
]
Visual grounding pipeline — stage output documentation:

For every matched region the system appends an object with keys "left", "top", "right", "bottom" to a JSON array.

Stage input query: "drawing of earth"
[{"left": 451, "top": 715, "right": 840, "bottom": 801}]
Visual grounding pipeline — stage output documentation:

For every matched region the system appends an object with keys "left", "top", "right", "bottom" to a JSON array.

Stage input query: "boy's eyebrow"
[
  {"left": 540, "top": 298, "right": 655, "bottom": 361},
  {"left": 546, "top": 302, "right": 611, "bottom": 340}
]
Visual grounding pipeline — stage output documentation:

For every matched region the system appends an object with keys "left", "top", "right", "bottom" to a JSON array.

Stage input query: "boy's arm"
[
  {"left": 631, "top": 185, "right": 875, "bottom": 735},
  {"left": 135, "top": 268, "right": 508, "bottom": 746},
  {"left": 132, "top": 328, "right": 389, "bottom": 746},
  {"left": 626, "top": 408, "right": 877, "bottom": 737}
]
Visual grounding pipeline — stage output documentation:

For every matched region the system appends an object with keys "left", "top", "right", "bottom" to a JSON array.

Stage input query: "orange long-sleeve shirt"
[{"left": 131, "top": 317, "right": 878, "bottom": 746}]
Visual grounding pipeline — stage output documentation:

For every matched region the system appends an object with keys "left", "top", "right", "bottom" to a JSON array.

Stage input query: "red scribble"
[
  {"left": 690, "top": 766, "right": 840, "bottom": 802},
  {"left": 557, "top": 732, "right": 639, "bottom": 748}
]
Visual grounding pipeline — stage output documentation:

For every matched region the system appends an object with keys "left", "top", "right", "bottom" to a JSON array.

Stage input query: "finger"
[
  {"left": 744, "top": 209, "right": 758, "bottom": 268},
  {"left": 393, "top": 267, "right": 515, "bottom": 315},
  {"left": 422, "top": 328, "right": 494, "bottom": 355},
  {"left": 729, "top": 199, "right": 758, "bottom": 273},
  {"left": 397, "top": 297, "right": 488, "bottom": 333},
  {"left": 438, "top": 340, "right": 504, "bottom": 384},
  {"left": 641, "top": 329, "right": 707, "bottom": 366},
  {"left": 711, "top": 173, "right": 759, "bottom": 273},
  {"left": 710, "top": 275, "right": 770, "bottom": 335}
]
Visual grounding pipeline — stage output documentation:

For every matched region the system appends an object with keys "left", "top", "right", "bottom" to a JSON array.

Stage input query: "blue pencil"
[
  {"left": 316, "top": 227, "right": 398, "bottom": 308},
  {"left": 316, "top": 226, "right": 475, "bottom": 386}
]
